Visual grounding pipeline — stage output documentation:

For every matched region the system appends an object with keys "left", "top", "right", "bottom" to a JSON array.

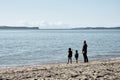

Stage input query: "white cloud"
[{"left": 17, "top": 19, "right": 71, "bottom": 29}]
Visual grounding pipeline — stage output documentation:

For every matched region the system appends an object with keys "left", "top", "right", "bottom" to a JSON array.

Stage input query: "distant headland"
[{"left": 0, "top": 26, "right": 39, "bottom": 30}]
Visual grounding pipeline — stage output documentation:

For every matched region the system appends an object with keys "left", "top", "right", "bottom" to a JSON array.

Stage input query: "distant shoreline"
[
  {"left": 71, "top": 27, "right": 120, "bottom": 30},
  {"left": 0, "top": 26, "right": 120, "bottom": 30}
]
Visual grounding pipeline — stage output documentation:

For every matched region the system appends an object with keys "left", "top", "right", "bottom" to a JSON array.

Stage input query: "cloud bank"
[{"left": 18, "top": 20, "right": 71, "bottom": 29}]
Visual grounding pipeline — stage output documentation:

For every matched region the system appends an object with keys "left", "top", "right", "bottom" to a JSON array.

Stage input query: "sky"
[{"left": 0, "top": 0, "right": 120, "bottom": 28}]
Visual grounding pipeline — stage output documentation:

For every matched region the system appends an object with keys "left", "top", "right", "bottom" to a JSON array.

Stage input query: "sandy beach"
[{"left": 0, "top": 58, "right": 120, "bottom": 80}]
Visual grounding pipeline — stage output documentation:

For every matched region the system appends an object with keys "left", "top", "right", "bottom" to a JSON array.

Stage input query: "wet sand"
[{"left": 0, "top": 58, "right": 120, "bottom": 80}]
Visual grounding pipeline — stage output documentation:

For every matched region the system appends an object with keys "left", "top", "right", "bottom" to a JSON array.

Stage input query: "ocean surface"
[{"left": 0, "top": 29, "right": 120, "bottom": 67}]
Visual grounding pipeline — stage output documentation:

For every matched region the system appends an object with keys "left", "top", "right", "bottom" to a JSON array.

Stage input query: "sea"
[{"left": 0, "top": 29, "right": 120, "bottom": 67}]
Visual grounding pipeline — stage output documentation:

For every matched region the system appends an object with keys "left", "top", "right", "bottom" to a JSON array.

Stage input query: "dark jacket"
[
  {"left": 75, "top": 53, "right": 79, "bottom": 58},
  {"left": 82, "top": 43, "right": 87, "bottom": 53},
  {"left": 68, "top": 50, "right": 72, "bottom": 57}
]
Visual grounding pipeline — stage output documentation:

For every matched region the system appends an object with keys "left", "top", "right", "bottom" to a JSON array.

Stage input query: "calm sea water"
[{"left": 0, "top": 29, "right": 120, "bottom": 67}]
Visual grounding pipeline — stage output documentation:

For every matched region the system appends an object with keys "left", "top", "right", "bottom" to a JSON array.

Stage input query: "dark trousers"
[{"left": 83, "top": 53, "right": 88, "bottom": 62}]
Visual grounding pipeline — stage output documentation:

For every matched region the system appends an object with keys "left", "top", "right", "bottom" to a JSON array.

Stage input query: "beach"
[{"left": 0, "top": 58, "right": 120, "bottom": 80}]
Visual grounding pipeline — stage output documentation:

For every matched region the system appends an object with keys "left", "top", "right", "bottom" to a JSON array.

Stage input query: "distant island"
[
  {"left": 0, "top": 26, "right": 39, "bottom": 30},
  {"left": 71, "top": 27, "right": 120, "bottom": 30},
  {"left": 39, "top": 27, "right": 120, "bottom": 30}
]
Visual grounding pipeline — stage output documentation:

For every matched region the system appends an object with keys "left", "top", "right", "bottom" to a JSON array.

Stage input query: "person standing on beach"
[
  {"left": 75, "top": 50, "right": 79, "bottom": 63},
  {"left": 67, "top": 48, "right": 72, "bottom": 64},
  {"left": 82, "top": 40, "right": 88, "bottom": 62}
]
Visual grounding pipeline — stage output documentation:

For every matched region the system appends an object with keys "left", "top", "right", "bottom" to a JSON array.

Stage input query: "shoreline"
[
  {"left": 0, "top": 57, "right": 119, "bottom": 68},
  {"left": 0, "top": 57, "right": 120, "bottom": 80}
]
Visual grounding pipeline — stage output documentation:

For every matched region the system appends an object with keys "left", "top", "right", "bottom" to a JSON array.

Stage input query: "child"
[
  {"left": 75, "top": 50, "right": 79, "bottom": 63},
  {"left": 67, "top": 48, "right": 72, "bottom": 64}
]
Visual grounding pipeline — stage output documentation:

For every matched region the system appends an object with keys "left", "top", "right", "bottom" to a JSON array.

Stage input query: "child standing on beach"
[
  {"left": 75, "top": 50, "right": 79, "bottom": 63},
  {"left": 67, "top": 48, "right": 72, "bottom": 64}
]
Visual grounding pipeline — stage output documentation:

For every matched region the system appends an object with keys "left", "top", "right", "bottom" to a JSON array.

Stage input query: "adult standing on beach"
[
  {"left": 67, "top": 48, "right": 72, "bottom": 64},
  {"left": 82, "top": 40, "right": 88, "bottom": 62}
]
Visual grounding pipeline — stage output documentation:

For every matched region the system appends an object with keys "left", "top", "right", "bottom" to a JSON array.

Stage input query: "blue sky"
[{"left": 0, "top": 0, "right": 120, "bottom": 28}]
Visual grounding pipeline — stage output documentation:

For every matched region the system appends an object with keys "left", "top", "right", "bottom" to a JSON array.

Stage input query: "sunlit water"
[{"left": 0, "top": 29, "right": 120, "bottom": 66}]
